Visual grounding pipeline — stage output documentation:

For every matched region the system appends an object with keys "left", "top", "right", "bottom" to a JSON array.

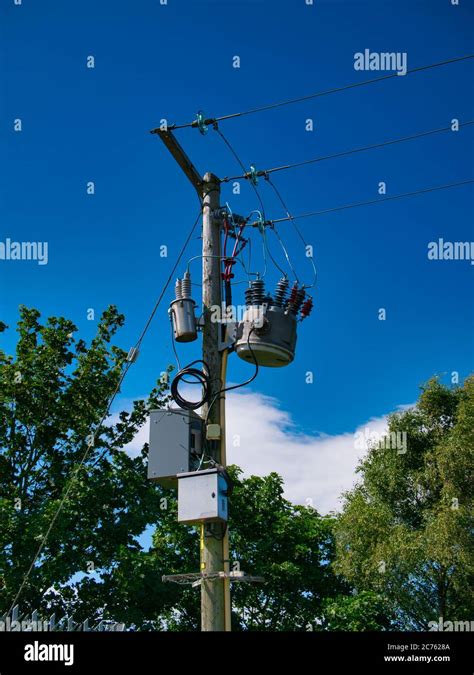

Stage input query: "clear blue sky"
[{"left": 1, "top": 0, "right": 473, "bottom": 437}]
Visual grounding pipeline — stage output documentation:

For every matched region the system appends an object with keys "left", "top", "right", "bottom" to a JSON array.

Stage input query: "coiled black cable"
[
  {"left": 204, "top": 326, "right": 259, "bottom": 428},
  {"left": 170, "top": 360, "right": 211, "bottom": 410}
]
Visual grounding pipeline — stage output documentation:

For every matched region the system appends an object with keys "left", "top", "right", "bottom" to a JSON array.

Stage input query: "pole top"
[
  {"left": 203, "top": 172, "right": 220, "bottom": 184},
  {"left": 202, "top": 172, "right": 221, "bottom": 199}
]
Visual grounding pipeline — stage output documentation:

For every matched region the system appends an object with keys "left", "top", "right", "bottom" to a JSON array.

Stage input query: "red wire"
[
  {"left": 226, "top": 222, "right": 246, "bottom": 279},
  {"left": 222, "top": 217, "right": 246, "bottom": 282},
  {"left": 222, "top": 216, "right": 230, "bottom": 280}
]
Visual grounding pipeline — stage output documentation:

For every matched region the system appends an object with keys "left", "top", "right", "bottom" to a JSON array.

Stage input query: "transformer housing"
[
  {"left": 235, "top": 305, "right": 297, "bottom": 367},
  {"left": 170, "top": 298, "right": 197, "bottom": 342},
  {"left": 169, "top": 271, "right": 198, "bottom": 342}
]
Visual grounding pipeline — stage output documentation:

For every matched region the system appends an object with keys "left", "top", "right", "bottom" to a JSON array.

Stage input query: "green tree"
[
  {"left": 322, "top": 591, "right": 393, "bottom": 631},
  {"left": 227, "top": 470, "right": 345, "bottom": 631},
  {"left": 0, "top": 305, "right": 171, "bottom": 619},
  {"left": 102, "top": 469, "right": 383, "bottom": 631},
  {"left": 334, "top": 376, "right": 474, "bottom": 629}
]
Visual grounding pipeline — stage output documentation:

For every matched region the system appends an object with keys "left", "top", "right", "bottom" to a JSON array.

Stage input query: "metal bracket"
[
  {"left": 255, "top": 212, "right": 265, "bottom": 232},
  {"left": 213, "top": 208, "right": 247, "bottom": 226},
  {"left": 196, "top": 314, "right": 205, "bottom": 332},
  {"left": 162, "top": 571, "right": 265, "bottom": 588},
  {"left": 218, "top": 321, "right": 237, "bottom": 351},
  {"left": 246, "top": 213, "right": 270, "bottom": 231},
  {"left": 126, "top": 347, "right": 139, "bottom": 363}
]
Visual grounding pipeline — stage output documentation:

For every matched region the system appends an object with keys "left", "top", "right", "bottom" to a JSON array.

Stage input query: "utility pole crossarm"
[{"left": 151, "top": 128, "right": 203, "bottom": 196}]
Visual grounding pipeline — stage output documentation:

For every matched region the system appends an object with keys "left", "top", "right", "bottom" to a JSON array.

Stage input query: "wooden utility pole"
[
  {"left": 200, "top": 172, "right": 227, "bottom": 632},
  {"left": 152, "top": 129, "right": 230, "bottom": 631}
]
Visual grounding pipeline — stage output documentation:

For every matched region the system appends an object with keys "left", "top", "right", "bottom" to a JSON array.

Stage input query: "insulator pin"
[
  {"left": 181, "top": 270, "right": 192, "bottom": 299},
  {"left": 301, "top": 297, "right": 313, "bottom": 320},
  {"left": 250, "top": 278, "right": 265, "bottom": 305},
  {"left": 274, "top": 277, "right": 289, "bottom": 307},
  {"left": 245, "top": 284, "right": 253, "bottom": 306}
]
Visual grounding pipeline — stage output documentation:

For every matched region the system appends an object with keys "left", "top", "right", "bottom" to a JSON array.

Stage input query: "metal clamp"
[
  {"left": 248, "top": 165, "right": 259, "bottom": 186},
  {"left": 162, "top": 571, "right": 265, "bottom": 588},
  {"left": 218, "top": 321, "right": 238, "bottom": 351}
]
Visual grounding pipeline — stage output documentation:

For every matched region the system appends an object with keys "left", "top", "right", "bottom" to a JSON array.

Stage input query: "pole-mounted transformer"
[
  {"left": 234, "top": 276, "right": 313, "bottom": 367},
  {"left": 169, "top": 270, "right": 198, "bottom": 342}
]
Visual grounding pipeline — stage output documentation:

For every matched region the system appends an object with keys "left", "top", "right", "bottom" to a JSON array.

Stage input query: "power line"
[
  {"left": 7, "top": 207, "right": 203, "bottom": 615},
  {"left": 261, "top": 222, "right": 287, "bottom": 277},
  {"left": 213, "top": 125, "right": 267, "bottom": 218},
  {"left": 132, "top": 207, "right": 202, "bottom": 351},
  {"left": 269, "top": 223, "right": 300, "bottom": 283},
  {"left": 267, "top": 179, "right": 474, "bottom": 224},
  {"left": 265, "top": 175, "right": 317, "bottom": 288},
  {"left": 162, "top": 54, "right": 474, "bottom": 131},
  {"left": 223, "top": 120, "right": 474, "bottom": 182},
  {"left": 213, "top": 126, "right": 291, "bottom": 278}
]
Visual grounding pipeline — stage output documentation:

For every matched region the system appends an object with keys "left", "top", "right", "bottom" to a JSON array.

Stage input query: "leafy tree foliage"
[
  {"left": 322, "top": 591, "right": 393, "bottom": 631},
  {"left": 334, "top": 377, "right": 474, "bottom": 629},
  {"left": 0, "top": 305, "right": 171, "bottom": 618}
]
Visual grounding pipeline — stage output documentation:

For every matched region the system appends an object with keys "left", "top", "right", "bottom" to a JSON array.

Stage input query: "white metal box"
[
  {"left": 147, "top": 409, "right": 202, "bottom": 488},
  {"left": 177, "top": 469, "right": 229, "bottom": 524}
]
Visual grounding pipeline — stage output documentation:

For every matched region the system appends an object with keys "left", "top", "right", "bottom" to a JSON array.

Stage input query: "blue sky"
[{"left": 1, "top": 0, "right": 473, "bottom": 444}]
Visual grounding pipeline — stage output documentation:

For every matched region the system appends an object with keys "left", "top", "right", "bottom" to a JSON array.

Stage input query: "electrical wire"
[
  {"left": 7, "top": 206, "right": 203, "bottom": 615},
  {"left": 133, "top": 207, "right": 202, "bottom": 351},
  {"left": 222, "top": 120, "right": 474, "bottom": 182},
  {"left": 212, "top": 126, "right": 295, "bottom": 280},
  {"left": 262, "top": 222, "right": 287, "bottom": 277},
  {"left": 164, "top": 54, "right": 474, "bottom": 130},
  {"left": 244, "top": 207, "right": 285, "bottom": 278},
  {"left": 268, "top": 224, "right": 299, "bottom": 283},
  {"left": 245, "top": 236, "right": 252, "bottom": 278},
  {"left": 267, "top": 179, "right": 474, "bottom": 224},
  {"left": 265, "top": 175, "right": 317, "bottom": 288},
  {"left": 233, "top": 244, "right": 252, "bottom": 280},
  {"left": 186, "top": 254, "right": 251, "bottom": 288},
  {"left": 171, "top": 360, "right": 211, "bottom": 411},
  {"left": 204, "top": 327, "right": 259, "bottom": 430},
  {"left": 260, "top": 232, "right": 268, "bottom": 278},
  {"left": 243, "top": 209, "right": 266, "bottom": 278},
  {"left": 213, "top": 124, "right": 267, "bottom": 219},
  {"left": 169, "top": 312, "right": 181, "bottom": 371},
  {"left": 187, "top": 254, "right": 248, "bottom": 274}
]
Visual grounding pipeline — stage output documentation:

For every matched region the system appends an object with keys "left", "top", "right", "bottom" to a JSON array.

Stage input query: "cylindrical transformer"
[
  {"left": 235, "top": 305, "right": 297, "bottom": 367},
  {"left": 170, "top": 298, "right": 198, "bottom": 342},
  {"left": 170, "top": 271, "right": 198, "bottom": 342}
]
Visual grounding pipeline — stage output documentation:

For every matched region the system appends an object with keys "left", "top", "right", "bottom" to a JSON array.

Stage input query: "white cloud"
[
  {"left": 113, "top": 390, "right": 408, "bottom": 515},
  {"left": 225, "top": 390, "right": 389, "bottom": 514}
]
